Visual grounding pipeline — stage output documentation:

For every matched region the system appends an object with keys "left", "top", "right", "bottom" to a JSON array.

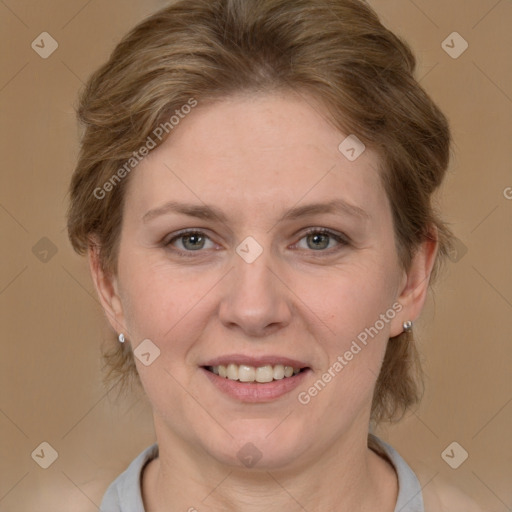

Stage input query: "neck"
[{"left": 143, "top": 419, "right": 398, "bottom": 512}]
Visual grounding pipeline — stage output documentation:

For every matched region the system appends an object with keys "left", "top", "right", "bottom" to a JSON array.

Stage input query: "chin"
[{"left": 202, "top": 423, "right": 311, "bottom": 471}]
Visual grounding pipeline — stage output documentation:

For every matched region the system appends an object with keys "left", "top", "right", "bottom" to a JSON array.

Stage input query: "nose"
[{"left": 218, "top": 243, "right": 293, "bottom": 338}]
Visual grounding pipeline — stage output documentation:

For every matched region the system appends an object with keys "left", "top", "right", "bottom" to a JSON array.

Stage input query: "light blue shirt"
[{"left": 100, "top": 434, "right": 424, "bottom": 511}]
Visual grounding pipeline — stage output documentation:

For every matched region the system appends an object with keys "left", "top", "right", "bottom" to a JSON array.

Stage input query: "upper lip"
[{"left": 201, "top": 354, "right": 310, "bottom": 369}]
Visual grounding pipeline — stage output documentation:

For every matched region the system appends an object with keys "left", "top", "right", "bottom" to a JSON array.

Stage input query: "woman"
[{"left": 67, "top": 0, "right": 484, "bottom": 510}]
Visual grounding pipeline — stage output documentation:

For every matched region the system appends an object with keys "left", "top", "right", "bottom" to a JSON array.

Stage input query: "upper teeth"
[{"left": 209, "top": 364, "right": 301, "bottom": 383}]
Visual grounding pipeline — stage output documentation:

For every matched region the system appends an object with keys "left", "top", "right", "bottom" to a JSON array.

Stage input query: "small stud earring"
[
  {"left": 402, "top": 320, "right": 413, "bottom": 333},
  {"left": 118, "top": 333, "right": 125, "bottom": 343}
]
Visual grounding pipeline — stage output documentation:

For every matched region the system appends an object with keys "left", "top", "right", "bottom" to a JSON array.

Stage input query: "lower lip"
[{"left": 200, "top": 367, "right": 311, "bottom": 403}]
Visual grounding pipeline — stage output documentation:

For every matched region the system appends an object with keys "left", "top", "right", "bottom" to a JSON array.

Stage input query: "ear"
[
  {"left": 389, "top": 226, "right": 439, "bottom": 338},
  {"left": 87, "top": 240, "right": 128, "bottom": 336}
]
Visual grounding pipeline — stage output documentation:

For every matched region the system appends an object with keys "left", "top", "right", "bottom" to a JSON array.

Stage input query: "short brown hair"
[{"left": 67, "top": 0, "right": 454, "bottom": 423}]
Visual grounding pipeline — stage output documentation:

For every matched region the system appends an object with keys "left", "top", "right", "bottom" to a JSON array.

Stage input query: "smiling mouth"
[{"left": 203, "top": 363, "right": 309, "bottom": 383}]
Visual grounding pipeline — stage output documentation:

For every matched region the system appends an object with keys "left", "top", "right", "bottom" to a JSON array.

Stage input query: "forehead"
[{"left": 124, "top": 92, "right": 387, "bottom": 223}]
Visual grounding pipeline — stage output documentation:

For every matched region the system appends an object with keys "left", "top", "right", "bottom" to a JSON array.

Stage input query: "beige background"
[{"left": 0, "top": 0, "right": 511, "bottom": 510}]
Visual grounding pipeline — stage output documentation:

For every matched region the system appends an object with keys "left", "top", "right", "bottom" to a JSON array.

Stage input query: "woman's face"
[{"left": 103, "top": 92, "right": 417, "bottom": 469}]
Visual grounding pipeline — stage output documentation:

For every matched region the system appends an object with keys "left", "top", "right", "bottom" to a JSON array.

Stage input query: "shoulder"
[
  {"left": 99, "top": 443, "right": 159, "bottom": 512},
  {"left": 407, "top": 460, "right": 488, "bottom": 512},
  {"left": 422, "top": 476, "right": 488, "bottom": 512},
  {"left": 369, "top": 435, "right": 488, "bottom": 512},
  {"left": 100, "top": 483, "right": 122, "bottom": 512}
]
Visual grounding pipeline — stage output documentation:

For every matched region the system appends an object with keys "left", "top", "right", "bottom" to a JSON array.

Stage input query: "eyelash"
[{"left": 164, "top": 227, "right": 350, "bottom": 258}]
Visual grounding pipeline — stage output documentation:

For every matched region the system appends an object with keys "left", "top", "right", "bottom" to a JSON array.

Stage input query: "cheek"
[
  {"left": 298, "top": 255, "right": 399, "bottom": 339},
  {"left": 118, "top": 255, "right": 216, "bottom": 352},
  {"left": 294, "top": 256, "right": 399, "bottom": 395}
]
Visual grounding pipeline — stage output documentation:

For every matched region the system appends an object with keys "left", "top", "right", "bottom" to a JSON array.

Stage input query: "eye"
[
  {"left": 165, "top": 230, "right": 216, "bottom": 252},
  {"left": 163, "top": 227, "right": 349, "bottom": 257},
  {"left": 294, "top": 228, "right": 349, "bottom": 253}
]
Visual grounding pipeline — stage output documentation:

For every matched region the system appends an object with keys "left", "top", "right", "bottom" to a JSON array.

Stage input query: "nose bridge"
[{"left": 219, "top": 236, "right": 291, "bottom": 335}]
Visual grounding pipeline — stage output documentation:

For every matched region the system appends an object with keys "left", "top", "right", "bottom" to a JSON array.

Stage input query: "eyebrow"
[{"left": 142, "top": 198, "right": 370, "bottom": 224}]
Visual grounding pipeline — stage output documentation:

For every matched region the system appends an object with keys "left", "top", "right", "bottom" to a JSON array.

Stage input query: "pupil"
[
  {"left": 184, "top": 234, "right": 203, "bottom": 250},
  {"left": 309, "top": 233, "right": 328, "bottom": 250}
]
